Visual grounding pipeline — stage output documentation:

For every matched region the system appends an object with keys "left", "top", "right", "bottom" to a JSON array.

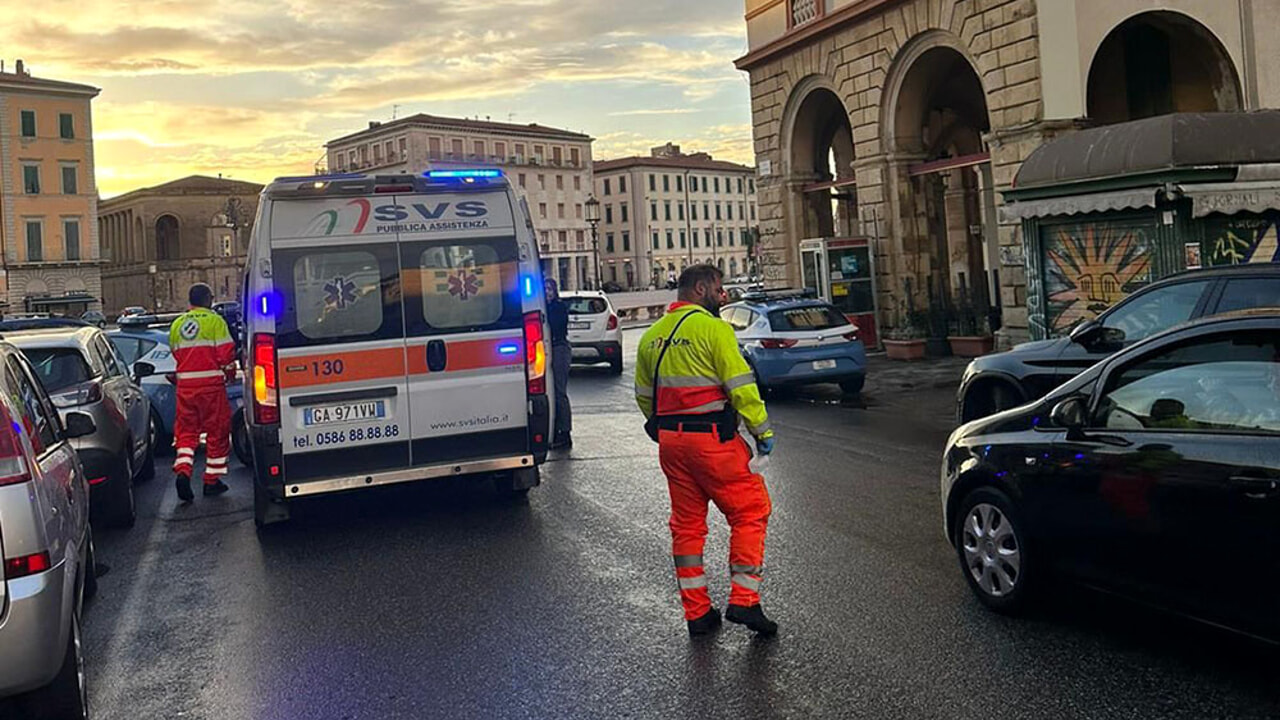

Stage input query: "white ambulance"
[{"left": 241, "top": 169, "right": 552, "bottom": 527}]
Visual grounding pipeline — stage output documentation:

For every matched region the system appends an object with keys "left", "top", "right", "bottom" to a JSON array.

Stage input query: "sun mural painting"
[{"left": 1045, "top": 224, "right": 1152, "bottom": 333}]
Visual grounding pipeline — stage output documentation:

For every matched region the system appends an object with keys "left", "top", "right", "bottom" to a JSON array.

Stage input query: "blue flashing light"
[
  {"left": 498, "top": 343, "right": 520, "bottom": 355},
  {"left": 257, "top": 291, "right": 283, "bottom": 318},
  {"left": 523, "top": 276, "right": 536, "bottom": 298},
  {"left": 427, "top": 169, "right": 504, "bottom": 180},
  {"left": 11, "top": 421, "right": 20, "bottom": 436}
]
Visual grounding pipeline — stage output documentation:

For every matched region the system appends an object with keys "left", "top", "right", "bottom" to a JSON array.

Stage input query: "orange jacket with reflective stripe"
[
  {"left": 635, "top": 303, "right": 772, "bottom": 438},
  {"left": 169, "top": 307, "right": 235, "bottom": 390}
]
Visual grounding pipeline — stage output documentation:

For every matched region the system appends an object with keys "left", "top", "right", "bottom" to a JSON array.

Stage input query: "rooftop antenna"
[{"left": 392, "top": 104, "right": 400, "bottom": 120}]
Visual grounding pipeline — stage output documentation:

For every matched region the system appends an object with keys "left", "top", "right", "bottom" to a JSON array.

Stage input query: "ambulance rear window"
[
  {"left": 402, "top": 237, "right": 522, "bottom": 336},
  {"left": 293, "top": 251, "right": 385, "bottom": 340}
]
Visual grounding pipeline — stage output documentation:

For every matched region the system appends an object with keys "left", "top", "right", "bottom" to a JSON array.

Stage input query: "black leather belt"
[{"left": 657, "top": 420, "right": 717, "bottom": 434}]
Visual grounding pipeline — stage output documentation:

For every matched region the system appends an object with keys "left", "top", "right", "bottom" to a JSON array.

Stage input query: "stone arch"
[
  {"left": 779, "top": 74, "right": 858, "bottom": 245},
  {"left": 25, "top": 278, "right": 49, "bottom": 296},
  {"left": 1087, "top": 10, "right": 1242, "bottom": 125},
  {"left": 155, "top": 214, "right": 180, "bottom": 261},
  {"left": 64, "top": 276, "right": 87, "bottom": 294},
  {"left": 881, "top": 30, "right": 990, "bottom": 158}
]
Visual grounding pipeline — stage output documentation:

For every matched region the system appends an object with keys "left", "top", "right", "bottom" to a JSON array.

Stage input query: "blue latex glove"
[{"left": 756, "top": 436, "right": 775, "bottom": 456}]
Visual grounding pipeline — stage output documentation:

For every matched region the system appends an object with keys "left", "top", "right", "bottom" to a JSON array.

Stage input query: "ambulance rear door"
[{"left": 266, "top": 196, "right": 412, "bottom": 485}]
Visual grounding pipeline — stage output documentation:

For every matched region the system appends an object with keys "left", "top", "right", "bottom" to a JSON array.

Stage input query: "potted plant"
[
  {"left": 946, "top": 293, "right": 994, "bottom": 358},
  {"left": 883, "top": 307, "right": 929, "bottom": 361}
]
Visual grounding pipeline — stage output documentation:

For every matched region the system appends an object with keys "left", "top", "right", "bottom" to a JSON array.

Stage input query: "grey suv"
[
  {"left": 0, "top": 341, "right": 99, "bottom": 718},
  {"left": 8, "top": 327, "right": 156, "bottom": 529}
]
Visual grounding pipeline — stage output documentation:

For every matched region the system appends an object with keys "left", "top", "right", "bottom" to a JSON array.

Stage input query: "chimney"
[
  {"left": 14, "top": 59, "right": 24, "bottom": 76},
  {"left": 369, "top": 121, "right": 381, "bottom": 130}
]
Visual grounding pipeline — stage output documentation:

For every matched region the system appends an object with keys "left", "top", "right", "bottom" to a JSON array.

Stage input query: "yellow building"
[{"left": 0, "top": 60, "right": 102, "bottom": 315}]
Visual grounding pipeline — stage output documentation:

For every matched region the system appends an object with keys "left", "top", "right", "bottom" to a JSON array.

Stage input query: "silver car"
[
  {"left": 0, "top": 341, "right": 99, "bottom": 717},
  {"left": 8, "top": 327, "right": 156, "bottom": 529}
]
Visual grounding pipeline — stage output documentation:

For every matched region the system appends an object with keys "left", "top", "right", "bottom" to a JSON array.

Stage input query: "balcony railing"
[{"left": 790, "top": 0, "right": 821, "bottom": 28}]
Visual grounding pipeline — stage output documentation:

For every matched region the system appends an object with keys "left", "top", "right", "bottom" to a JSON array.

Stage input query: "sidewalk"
[{"left": 864, "top": 353, "right": 969, "bottom": 393}]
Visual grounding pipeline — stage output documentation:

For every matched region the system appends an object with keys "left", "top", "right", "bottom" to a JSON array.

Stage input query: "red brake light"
[
  {"left": 524, "top": 311, "right": 547, "bottom": 395},
  {"left": 253, "top": 333, "right": 280, "bottom": 425},
  {"left": 375, "top": 184, "right": 413, "bottom": 194},
  {"left": 5, "top": 551, "right": 51, "bottom": 579},
  {"left": 607, "top": 314, "right": 619, "bottom": 331},
  {"left": 0, "top": 400, "right": 30, "bottom": 487},
  {"left": 843, "top": 327, "right": 860, "bottom": 341},
  {"left": 760, "top": 338, "right": 797, "bottom": 349}
]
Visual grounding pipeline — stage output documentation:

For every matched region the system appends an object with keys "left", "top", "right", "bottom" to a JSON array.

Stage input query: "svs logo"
[{"left": 374, "top": 202, "right": 489, "bottom": 222}]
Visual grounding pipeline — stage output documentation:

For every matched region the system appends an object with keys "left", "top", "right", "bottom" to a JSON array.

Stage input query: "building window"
[
  {"left": 156, "top": 215, "right": 180, "bottom": 260},
  {"left": 738, "top": 178, "right": 744, "bottom": 194},
  {"left": 650, "top": 203, "right": 658, "bottom": 221},
  {"left": 556, "top": 175, "right": 564, "bottom": 191},
  {"left": 399, "top": 137, "right": 408, "bottom": 160},
  {"left": 622, "top": 232, "right": 631, "bottom": 252},
  {"left": 664, "top": 202, "right": 671, "bottom": 221},
  {"left": 519, "top": 173, "right": 527, "bottom": 188},
  {"left": 691, "top": 203, "right": 698, "bottom": 221},
  {"left": 25, "top": 220, "right": 42, "bottom": 261},
  {"left": 692, "top": 230, "right": 700, "bottom": 248},
  {"left": 717, "top": 230, "right": 724, "bottom": 247},
  {"left": 575, "top": 203, "right": 583, "bottom": 219},
  {"left": 385, "top": 141, "right": 395, "bottom": 162},
  {"left": 575, "top": 230, "right": 585, "bottom": 247},
  {"left": 704, "top": 202, "right": 710, "bottom": 218},
  {"left": 574, "top": 176, "right": 581, "bottom": 191},
  {"left": 715, "top": 204, "right": 723, "bottom": 221},
  {"left": 495, "top": 141, "right": 506, "bottom": 159},
  {"left": 359, "top": 146, "right": 368, "bottom": 165},
  {"left": 691, "top": 176, "right": 699, "bottom": 193},
  {"left": 606, "top": 233, "right": 615, "bottom": 253},
  {"left": 679, "top": 230, "right": 686, "bottom": 248},
  {"left": 666, "top": 231, "right": 674, "bottom": 249},
  {"left": 652, "top": 232, "right": 659, "bottom": 249},
  {"left": 663, "top": 175, "right": 670, "bottom": 192},
  {"left": 649, "top": 174, "right": 656, "bottom": 192},
  {"left": 539, "top": 174, "right": 546, "bottom": 190},
  {"left": 749, "top": 179, "right": 756, "bottom": 193},
  {"left": 619, "top": 176, "right": 627, "bottom": 193},
  {"left": 603, "top": 179, "right": 611, "bottom": 196},
  {"left": 22, "top": 164, "right": 40, "bottom": 194},
  {"left": 605, "top": 205, "right": 614, "bottom": 224},
  {"left": 620, "top": 203, "right": 629, "bottom": 222},
  {"left": 553, "top": 147, "right": 563, "bottom": 166},
  {"left": 728, "top": 230, "right": 736, "bottom": 247},
  {"left": 557, "top": 203, "right": 565, "bottom": 219},
  {"left": 714, "top": 177, "right": 721, "bottom": 193},
  {"left": 539, "top": 203, "right": 548, "bottom": 219},
  {"left": 58, "top": 113, "right": 74, "bottom": 139},
  {"left": 676, "top": 175, "right": 684, "bottom": 192},
  {"left": 559, "top": 230, "right": 568, "bottom": 246},
  {"left": 61, "top": 165, "right": 77, "bottom": 195},
  {"left": 726, "top": 204, "right": 733, "bottom": 221},
  {"left": 20, "top": 110, "right": 35, "bottom": 138},
  {"left": 473, "top": 140, "right": 485, "bottom": 158},
  {"left": 348, "top": 150, "right": 357, "bottom": 168},
  {"left": 451, "top": 139, "right": 464, "bottom": 157},
  {"left": 751, "top": 204, "right": 757, "bottom": 220},
  {"left": 677, "top": 204, "right": 685, "bottom": 221},
  {"left": 534, "top": 145, "right": 545, "bottom": 163},
  {"left": 373, "top": 144, "right": 383, "bottom": 164},
  {"left": 570, "top": 148, "right": 580, "bottom": 167},
  {"left": 429, "top": 137, "right": 442, "bottom": 160},
  {"left": 515, "top": 143, "right": 526, "bottom": 160},
  {"left": 63, "top": 219, "right": 80, "bottom": 261}
]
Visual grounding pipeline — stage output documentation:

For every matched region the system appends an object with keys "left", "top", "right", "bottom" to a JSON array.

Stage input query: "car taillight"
[
  {"left": 253, "top": 333, "right": 279, "bottom": 424},
  {"left": 50, "top": 380, "right": 103, "bottom": 409},
  {"left": 606, "top": 314, "right": 619, "bottom": 331},
  {"left": 0, "top": 400, "right": 30, "bottom": 487},
  {"left": 760, "top": 339, "right": 797, "bottom": 349},
  {"left": 843, "top": 326, "right": 860, "bottom": 341},
  {"left": 5, "top": 551, "right": 51, "bottom": 579},
  {"left": 524, "top": 311, "right": 547, "bottom": 395}
]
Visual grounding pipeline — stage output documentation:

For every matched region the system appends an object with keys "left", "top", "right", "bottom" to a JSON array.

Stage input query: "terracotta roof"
[
  {"left": 0, "top": 71, "right": 99, "bottom": 97},
  {"left": 593, "top": 155, "right": 754, "bottom": 174},
  {"left": 102, "top": 175, "right": 264, "bottom": 207},
  {"left": 328, "top": 113, "right": 592, "bottom": 145}
]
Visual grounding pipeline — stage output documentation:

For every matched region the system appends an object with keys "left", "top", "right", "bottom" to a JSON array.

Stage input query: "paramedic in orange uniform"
[
  {"left": 169, "top": 283, "right": 236, "bottom": 502},
  {"left": 635, "top": 265, "right": 777, "bottom": 636}
]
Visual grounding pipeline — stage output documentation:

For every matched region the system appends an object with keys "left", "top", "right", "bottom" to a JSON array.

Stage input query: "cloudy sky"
[{"left": 4, "top": 0, "right": 753, "bottom": 197}]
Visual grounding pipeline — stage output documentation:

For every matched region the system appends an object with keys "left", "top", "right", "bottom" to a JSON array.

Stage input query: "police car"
[{"left": 241, "top": 169, "right": 552, "bottom": 527}]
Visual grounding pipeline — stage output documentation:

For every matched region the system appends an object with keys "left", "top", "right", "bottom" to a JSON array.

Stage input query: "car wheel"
[
  {"left": 111, "top": 451, "right": 136, "bottom": 530},
  {"left": 839, "top": 377, "right": 865, "bottom": 396},
  {"left": 82, "top": 528, "right": 98, "bottom": 601},
  {"left": 609, "top": 358, "right": 623, "bottom": 376},
  {"left": 19, "top": 607, "right": 89, "bottom": 719},
  {"left": 138, "top": 427, "right": 156, "bottom": 482},
  {"left": 954, "top": 486, "right": 1036, "bottom": 614},
  {"left": 233, "top": 409, "right": 253, "bottom": 467}
]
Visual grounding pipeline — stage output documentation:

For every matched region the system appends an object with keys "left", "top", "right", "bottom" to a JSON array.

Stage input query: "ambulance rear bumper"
[{"left": 283, "top": 454, "right": 536, "bottom": 498}]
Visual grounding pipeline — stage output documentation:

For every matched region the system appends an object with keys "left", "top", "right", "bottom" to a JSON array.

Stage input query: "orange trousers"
[{"left": 658, "top": 427, "right": 771, "bottom": 620}]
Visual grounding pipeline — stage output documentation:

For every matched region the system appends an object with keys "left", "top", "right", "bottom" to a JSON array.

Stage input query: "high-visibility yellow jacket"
[
  {"left": 635, "top": 302, "right": 772, "bottom": 438},
  {"left": 169, "top": 307, "right": 236, "bottom": 390}
]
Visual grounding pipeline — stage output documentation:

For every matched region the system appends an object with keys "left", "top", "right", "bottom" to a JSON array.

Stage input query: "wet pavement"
[{"left": 83, "top": 328, "right": 1280, "bottom": 719}]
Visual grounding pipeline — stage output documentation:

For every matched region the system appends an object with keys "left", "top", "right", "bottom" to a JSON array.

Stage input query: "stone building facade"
[
  {"left": 99, "top": 176, "right": 262, "bottom": 314},
  {"left": 738, "top": 0, "right": 1280, "bottom": 346},
  {"left": 0, "top": 60, "right": 102, "bottom": 315},
  {"left": 325, "top": 114, "right": 598, "bottom": 290},
  {"left": 594, "top": 144, "right": 758, "bottom": 289}
]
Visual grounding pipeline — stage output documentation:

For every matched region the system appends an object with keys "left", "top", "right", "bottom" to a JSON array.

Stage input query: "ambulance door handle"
[{"left": 426, "top": 340, "right": 448, "bottom": 372}]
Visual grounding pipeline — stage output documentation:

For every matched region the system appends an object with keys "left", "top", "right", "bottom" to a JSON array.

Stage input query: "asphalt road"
[{"left": 83, "top": 328, "right": 1280, "bottom": 719}]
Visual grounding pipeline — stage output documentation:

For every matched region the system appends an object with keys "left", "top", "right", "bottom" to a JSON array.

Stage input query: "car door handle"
[{"left": 1230, "top": 476, "right": 1280, "bottom": 500}]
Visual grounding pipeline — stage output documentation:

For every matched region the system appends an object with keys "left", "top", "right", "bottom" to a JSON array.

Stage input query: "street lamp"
[{"left": 584, "top": 193, "right": 601, "bottom": 291}]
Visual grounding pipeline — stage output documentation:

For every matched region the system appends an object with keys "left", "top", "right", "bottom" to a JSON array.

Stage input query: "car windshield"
[
  {"left": 23, "top": 348, "right": 93, "bottom": 392},
  {"left": 768, "top": 305, "right": 849, "bottom": 332},
  {"left": 566, "top": 297, "right": 608, "bottom": 315}
]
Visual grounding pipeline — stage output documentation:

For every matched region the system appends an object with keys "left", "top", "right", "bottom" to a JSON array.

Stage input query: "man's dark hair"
[
  {"left": 677, "top": 264, "right": 723, "bottom": 295},
  {"left": 188, "top": 283, "right": 213, "bottom": 308}
]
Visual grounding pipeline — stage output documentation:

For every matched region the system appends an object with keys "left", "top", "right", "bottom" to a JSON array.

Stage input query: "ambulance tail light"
[
  {"left": 0, "top": 401, "right": 31, "bottom": 487},
  {"left": 606, "top": 314, "right": 619, "bottom": 331},
  {"left": 524, "top": 311, "right": 547, "bottom": 395},
  {"left": 4, "top": 551, "right": 51, "bottom": 580},
  {"left": 252, "top": 333, "right": 280, "bottom": 425}
]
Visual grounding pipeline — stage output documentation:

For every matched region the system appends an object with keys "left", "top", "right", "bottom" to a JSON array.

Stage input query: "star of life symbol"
[
  {"left": 447, "top": 270, "right": 480, "bottom": 301},
  {"left": 324, "top": 276, "right": 358, "bottom": 310},
  {"left": 179, "top": 319, "right": 200, "bottom": 341}
]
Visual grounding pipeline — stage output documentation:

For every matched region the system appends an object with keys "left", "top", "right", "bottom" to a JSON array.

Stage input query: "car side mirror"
[
  {"left": 1069, "top": 320, "right": 1102, "bottom": 346},
  {"left": 133, "top": 361, "right": 156, "bottom": 381},
  {"left": 64, "top": 411, "right": 96, "bottom": 439},
  {"left": 1050, "top": 396, "right": 1089, "bottom": 435}
]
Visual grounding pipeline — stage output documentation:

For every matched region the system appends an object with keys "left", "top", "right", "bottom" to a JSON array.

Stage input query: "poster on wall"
[
  {"left": 1042, "top": 222, "right": 1153, "bottom": 335},
  {"left": 1184, "top": 243, "right": 1203, "bottom": 270},
  {"left": 1202, "top": 212, "right": 1280, "bottom": 266}
]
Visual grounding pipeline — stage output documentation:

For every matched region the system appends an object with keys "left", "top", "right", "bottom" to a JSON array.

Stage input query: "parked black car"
[
  {"left": 957, "top": 264, "right": 1280, "bottom": 422},
  {"left": 941, "top": 312, "right": 1280, "bottom": 641}
]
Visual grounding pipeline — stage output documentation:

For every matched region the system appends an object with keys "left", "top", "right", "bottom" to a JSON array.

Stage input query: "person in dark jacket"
[{"left": 546, "top": 278, "right": 572, "bottom": 449}]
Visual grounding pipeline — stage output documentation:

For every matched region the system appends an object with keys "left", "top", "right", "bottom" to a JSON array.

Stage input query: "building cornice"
[{"left": 735, "top": 0, "right": 907, "bottom": 71}]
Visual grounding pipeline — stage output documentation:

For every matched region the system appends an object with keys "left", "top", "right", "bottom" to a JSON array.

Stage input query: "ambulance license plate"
[
  {"left": 812, "top": 359, "right": 837, "bottom": 371},
  {"left": 569, "top": 322, "right": 591, "bottom": 330},
  {"left": 303, "top": 401, "right": 386, "bottom": 426}
]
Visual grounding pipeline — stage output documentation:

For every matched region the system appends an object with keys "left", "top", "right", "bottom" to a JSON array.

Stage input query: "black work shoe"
[
  {"left": 687, "top": 608, "right": 722, "bottom": 636},
  {"left": 175, "top": 474, "right": 194, "bottom": 503},
  {"left": 203, "top": 480, "right": 230, "bottom": 497},
  {"left": 725, "top": 604, "right": 778, "bottom": 636}
]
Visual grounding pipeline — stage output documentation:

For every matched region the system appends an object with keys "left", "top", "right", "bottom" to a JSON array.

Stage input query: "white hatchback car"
[{"left": 561, "top": 292, "right": 623, "bottom": 375}]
